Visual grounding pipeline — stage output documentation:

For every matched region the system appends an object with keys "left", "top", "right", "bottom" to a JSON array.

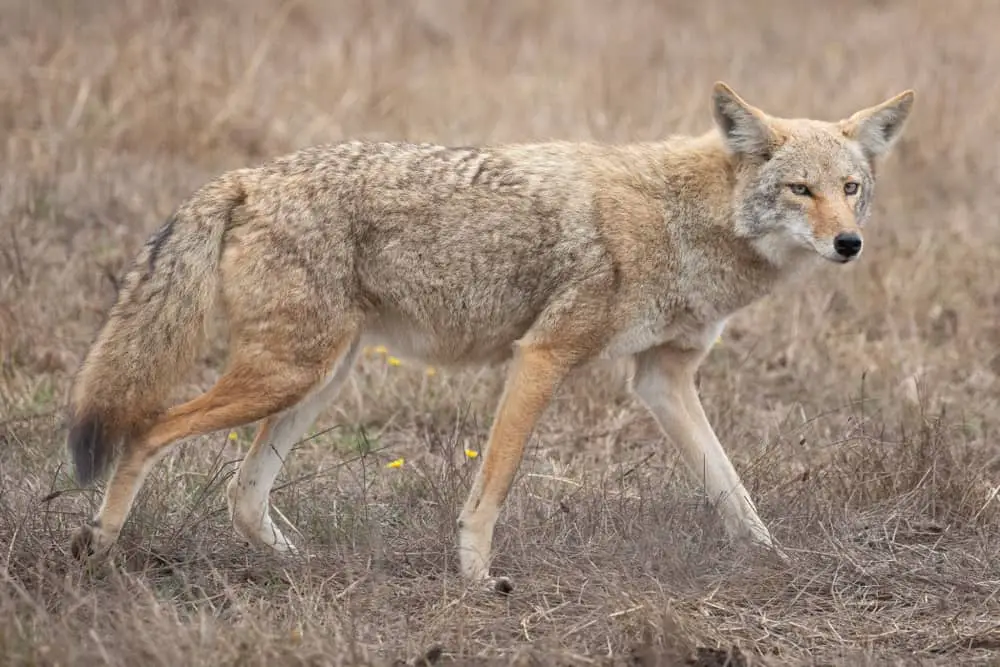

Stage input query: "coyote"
[{"left": 67, "top": 82, "right": 914, "bottom": 592}]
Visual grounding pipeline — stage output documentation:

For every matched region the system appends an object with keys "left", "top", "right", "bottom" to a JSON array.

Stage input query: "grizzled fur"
[{"left": 66, "top": 82, "right": 914, "bottom": 591}]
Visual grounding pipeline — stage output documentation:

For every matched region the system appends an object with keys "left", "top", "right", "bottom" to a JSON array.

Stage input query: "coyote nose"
[{"left": 833, "top": 232, "right": 862, "bottom": 259}]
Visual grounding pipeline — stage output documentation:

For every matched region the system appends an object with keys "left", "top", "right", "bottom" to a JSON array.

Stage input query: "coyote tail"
[{"left": 66, "top": 175, "right": 245, "bottom": 486}]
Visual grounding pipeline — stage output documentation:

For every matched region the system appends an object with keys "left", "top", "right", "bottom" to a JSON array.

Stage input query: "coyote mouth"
[{"left": 816, "top": 245, "right": 860, "bottom": 264}]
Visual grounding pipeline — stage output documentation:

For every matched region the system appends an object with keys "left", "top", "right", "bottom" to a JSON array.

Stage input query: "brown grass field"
[{"left": 3, "top": 1, "right": 1000, "bottom": 664}]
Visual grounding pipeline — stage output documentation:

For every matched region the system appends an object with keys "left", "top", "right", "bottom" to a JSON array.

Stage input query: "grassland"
[{"left": 3, "top": 1, "right": 1000, "bottom": 665}]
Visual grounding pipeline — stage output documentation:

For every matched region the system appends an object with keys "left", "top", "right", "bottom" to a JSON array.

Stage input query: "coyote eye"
[
  {"left": 844, "top": 181, "right": 860, "bottom": 195},
  {"left": 788, "top": 184, "right": 811, "bottom": 196}
]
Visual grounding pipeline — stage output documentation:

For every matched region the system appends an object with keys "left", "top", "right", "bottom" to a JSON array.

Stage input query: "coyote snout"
[
  {"left": 832, "top": 231, "right": 863, "bottom": 261},
  {"left": 796, "top": 189, "right": 868, "bottom": 265}
]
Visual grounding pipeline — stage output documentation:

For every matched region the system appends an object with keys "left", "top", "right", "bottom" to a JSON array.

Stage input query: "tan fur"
[{"left": 66, "top": 82, "right": 914, "bottom": 589}]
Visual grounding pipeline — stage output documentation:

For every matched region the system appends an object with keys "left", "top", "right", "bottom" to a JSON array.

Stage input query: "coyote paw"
[
  {"left": 767, "top": 541, "right": 791, "bottom": 565},
  {"left": 232, "top": 507, "right": 298, "bottom": 554},
  {"left": 457, "top": 516, "right": 510, "bottom": 594},
  {"left": 734, "top": 521, "right": 790, "bottom": 565},
  {"left": 459, "top": 547, "right": 513, "bottom": 595},
  {"left": 226, "top": 481, "right": 298, "bottom": 554},
  {"left": 459, "top": 558, "right": 513, "bottom": 595},
  {"left": 747, "top": 525, "right": 790, "bottom": 564},
  {"left": 465, "top": 573, "right": 513, "bottom": 595},
  {"left": 70, "top": 521, "right": 114, "bottom": 564},
  {"left": 488, "top": 576, "right": 514, "bottom": 595}
]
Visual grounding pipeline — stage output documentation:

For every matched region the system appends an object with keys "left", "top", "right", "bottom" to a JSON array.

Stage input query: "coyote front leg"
[
  {"left": 631, "top": 345, "right": 775, "bottom": 548},
  {"left": 458, "top": 344, "right": 576, "bottom": 592}
]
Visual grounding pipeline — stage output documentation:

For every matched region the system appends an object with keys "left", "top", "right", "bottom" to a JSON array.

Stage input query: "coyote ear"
[
  {"left": 841, "top": 89, "right": 915, "bottom": 161},
  {"left": 712, "top": 82, "right": 777, "bottom": 159}
]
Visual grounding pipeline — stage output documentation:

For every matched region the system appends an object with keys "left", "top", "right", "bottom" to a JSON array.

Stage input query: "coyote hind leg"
[
  {"left": 70, "top": 355, "right": 330, "bottom": 564},
  {"left": 226, "top": 335, "right": 362, "bottom": 554}
]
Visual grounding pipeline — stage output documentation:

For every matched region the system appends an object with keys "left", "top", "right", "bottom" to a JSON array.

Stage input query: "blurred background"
[{"left": 2, "top": 1, "right": 999, "bottom": 665}]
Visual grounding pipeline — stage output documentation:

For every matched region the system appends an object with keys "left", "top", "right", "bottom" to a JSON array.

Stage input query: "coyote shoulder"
[{"left": 66, "top": 82, "right": 914, "bottom": 592}]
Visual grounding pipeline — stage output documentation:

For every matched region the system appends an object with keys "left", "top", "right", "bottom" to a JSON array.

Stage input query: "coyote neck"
[{"left": 644, "top": 137, "right": 791, "bottom": 318}]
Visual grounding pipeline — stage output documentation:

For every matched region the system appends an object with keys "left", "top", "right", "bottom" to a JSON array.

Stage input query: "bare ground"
[{"left": 3, "top": 1, "right": 1000, "bottom": 665}]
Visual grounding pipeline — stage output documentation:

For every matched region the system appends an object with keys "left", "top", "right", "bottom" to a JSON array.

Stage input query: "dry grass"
[{"left": 3, "top": 0, "right": 1000, "bottom": 664}]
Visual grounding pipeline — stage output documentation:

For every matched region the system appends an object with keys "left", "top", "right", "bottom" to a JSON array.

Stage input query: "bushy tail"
[{"left": 67, "top": 175, "right": 245, "bottom": 486}]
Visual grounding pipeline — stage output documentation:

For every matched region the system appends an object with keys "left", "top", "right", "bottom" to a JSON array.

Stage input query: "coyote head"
[{"left": 712, "top": 81, "right": 914, "bottom": 267}]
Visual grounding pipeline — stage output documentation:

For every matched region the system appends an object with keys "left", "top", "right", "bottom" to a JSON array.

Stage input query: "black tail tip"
[{"left": 67, "top": 414, "right": 117, "bottom": 487}]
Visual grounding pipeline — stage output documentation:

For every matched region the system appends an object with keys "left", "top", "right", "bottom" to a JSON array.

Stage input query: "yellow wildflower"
[
  {"left": 228, "top": 431, "right": 239, "bottom": 441},
  {"left": 387, "top": 356, "right": 402, "bottom": 367},
  {"left": 373, "top": 345, "right": 389, "bottom": 355},
  {"left": 464, "top": 449, "right": 479, "bottom": 459},
  {"left": 386, "top": 458, "right": 404, "bottom": 469}
]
